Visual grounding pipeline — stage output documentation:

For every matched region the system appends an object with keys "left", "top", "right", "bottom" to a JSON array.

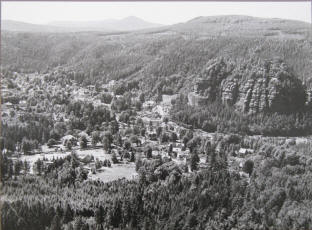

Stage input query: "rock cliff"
[{"left": 189, "top": 58, "right": 306, "bottom": 114}]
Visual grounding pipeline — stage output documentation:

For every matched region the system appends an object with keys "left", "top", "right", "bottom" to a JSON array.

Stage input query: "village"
[
  {"left": 3, "top": 70, "right": 307, "bottom": 184},
  {"left": 1, "top": 70, "right": 270, "bottom": 183}
]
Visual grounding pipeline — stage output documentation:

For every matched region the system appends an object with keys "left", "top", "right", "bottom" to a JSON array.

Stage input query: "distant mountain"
[
  {"left": 48, "top": 16, "right": 163, "bottom": 31},
  {"left": 168, "top": 15, "right": 311, "bottom": 39},
  {"left": 2, "top": 16, "right": 163, "bottom": 33},
  {"left": 1, "top": 20, "right": 71, "bottom": 33}
]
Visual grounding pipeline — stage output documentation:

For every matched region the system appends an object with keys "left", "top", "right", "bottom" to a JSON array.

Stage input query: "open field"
[{"left": 89, "top": 163, "right": 137, "bottom": 182}]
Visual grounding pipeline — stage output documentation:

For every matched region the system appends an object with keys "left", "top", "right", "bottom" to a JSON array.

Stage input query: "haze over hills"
[
  {"left": 2, "top": 16, "right": 163, "bottom": 33},
  {"left": 48, "top": 16, "right": 163, "bottom": 31},
  {"left": 2, "top": 15, "right": 310, "bottom": 36},
  {"left": 1, "top": 20, "right": 71, "bottom": 33}
]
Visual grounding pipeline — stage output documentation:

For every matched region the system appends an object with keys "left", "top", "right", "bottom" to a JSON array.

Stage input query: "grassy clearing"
[{"left": 89, "top": 163, "right": 137, "bottom": 182}]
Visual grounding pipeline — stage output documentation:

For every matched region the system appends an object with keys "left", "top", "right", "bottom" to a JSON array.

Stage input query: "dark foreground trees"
[
  {"left": 2, "top": 139, "right": 312, "bottom": 230},
  {"left": 2, "top": 150, "right": 239, "bottom": 230}
]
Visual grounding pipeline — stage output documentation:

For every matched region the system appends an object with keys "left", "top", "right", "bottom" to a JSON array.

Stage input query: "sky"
[{"left": 2, "top": 1, "right": 311, "bottom": 25}]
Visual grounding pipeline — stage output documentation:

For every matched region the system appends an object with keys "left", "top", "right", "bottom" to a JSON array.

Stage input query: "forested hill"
[{"left": 2, "top": 15, "right": 312, "bottom": 87}]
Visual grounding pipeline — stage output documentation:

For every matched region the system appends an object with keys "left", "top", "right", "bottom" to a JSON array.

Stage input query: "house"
[
  {"left": 143, "top": 100, "right": 156, "bottom": 109},
  {"left": 108, "top": 80, "right": 116, "bottom": 87},
  {"left": 87, "top": 85, "right": 95, "bottom": 91},
  {"left": 237, "top": 148, "right": 254, "bottom": 157},
  {"left": 238, "top": 148, "right": 248, "bottom": 155},
  {"left": 19, "top": 100, "right": 27, "bottom": 108},
  {"left": 4, "top": 102, "right": 13, "bottom": 108}
]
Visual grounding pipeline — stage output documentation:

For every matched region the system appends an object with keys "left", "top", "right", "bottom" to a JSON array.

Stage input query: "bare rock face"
[
  {"left": 191, "top": 58, "right": 306, "bottom": 114},
  {"left": 187, "top": 92, "right": 209, "bottom": 106},
  {"left": 221, "top": 77, "right": 239, "bottom": 106}
]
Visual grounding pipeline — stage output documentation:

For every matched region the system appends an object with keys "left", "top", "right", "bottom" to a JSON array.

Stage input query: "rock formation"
[{"left": 188, "top": 58, "right": 307, "bottom": 114}]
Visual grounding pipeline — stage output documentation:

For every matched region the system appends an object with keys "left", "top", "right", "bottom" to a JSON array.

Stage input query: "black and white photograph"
[{"left": 1, "top": 1, "right": 312, "bottom": 229}]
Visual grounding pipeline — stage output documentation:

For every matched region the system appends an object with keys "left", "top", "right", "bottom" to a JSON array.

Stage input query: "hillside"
[
  {"left": 173, "top": 15, "right": 311, "bottom": 39},
  {"left": 2, "top": 15, "right": 312, "bottom": 107}
]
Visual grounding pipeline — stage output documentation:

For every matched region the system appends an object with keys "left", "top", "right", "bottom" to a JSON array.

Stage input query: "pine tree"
[
  {"left": 34, "top": 158, "right": 43, "bottom": 175},
  {"left": 56, "top": 205, "right": 64, "bottom": 217},
  {"left": 190, "top": 152, "right": 200, "bottom": 172},
  {"left": 50, "top": 214, "right": 62, "bottom": 230},
  {"left": 14, "top": 160, "right": 22, "bottom": 176},
  {"left": 63, "top": 204, "right": 74, "bottom": 224},
  {"left": 102, "top": 132, "right": 112, "bottom": 151},
  {"left": 135, "top": 155, "right": 142, "bottom": 171},
  {"left": 8, "top": 162, "right": 13, "bottom": 179},
  {"left": 130, "top": 151, "right": 135, "bottom": 162},
  {"left": 79, "top": 136, "right": 88, "bottom": 149},
  {"left": 145, "top": 146, "right": 153, "bottom": 159},
  {"left": 111, "top": 152, "right": 118, "bottom": 164},
  {"left": 209, "top": 149, "right": 217, "bottom": 170},
  {"left": 109, "top": 201, "right": 122, "bottom": 228},
  {"left": 95, "top": 205, "right": 104, "bottom": 225},
  {"left": 23, "top": 160, "right": 30, "bottom": 175}
]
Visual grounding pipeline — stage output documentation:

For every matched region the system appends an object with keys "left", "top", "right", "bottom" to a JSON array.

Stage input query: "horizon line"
[{"left": 3, "top": 14, "right": 311, "bottom": 26}]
